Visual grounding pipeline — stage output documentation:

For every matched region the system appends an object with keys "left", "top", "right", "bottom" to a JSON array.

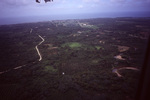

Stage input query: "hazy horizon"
[
  {"left": 0, "top": 11, "right": 150, "bottom": 25},
  {"left": 0, "top": 0, "right": 150, "bottom": 25}
]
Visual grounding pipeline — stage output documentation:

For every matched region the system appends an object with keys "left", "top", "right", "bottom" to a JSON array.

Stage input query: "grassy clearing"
[
  {"left": 95, "top": 46, "right": 104, "bottom": 50},
  {"left": 91, "top": 59, "right": 99, "bottom": 64},
  {"left": 62, "top": 42, "right": 82, "bottom": 49},
  {"left": 44, "top": 66, "right": 57, "bottom": 72},
  {"left": 90, "top": 25, "right": 99, "bottom": 30}
]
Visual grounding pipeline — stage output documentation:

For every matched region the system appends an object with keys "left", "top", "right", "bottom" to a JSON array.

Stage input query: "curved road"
[
  {"left": 35, "top": 35, "right": 45, "bottom": 61},
  {"left": 112, "top": 67, "right": 139, "bottom": 77},
  {"left": 0, "top": 29, "right": 45, "bottom": 75}
]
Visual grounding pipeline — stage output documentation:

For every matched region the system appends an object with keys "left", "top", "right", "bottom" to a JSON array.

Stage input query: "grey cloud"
[
  {"left": 0, "top": 0, "right": 32, "bottom": 7},
  {"left": 110, "top": 0, "right": 127, "bottom": 3}
]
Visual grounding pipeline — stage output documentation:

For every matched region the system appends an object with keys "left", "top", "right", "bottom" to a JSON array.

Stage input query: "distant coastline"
[{"left": 0, "top": 12, "right": 150, "bottom": 25}]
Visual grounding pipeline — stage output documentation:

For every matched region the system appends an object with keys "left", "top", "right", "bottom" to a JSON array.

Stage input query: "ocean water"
[{"left": 0, "top": 12, "right": 150, "bottom": 25}]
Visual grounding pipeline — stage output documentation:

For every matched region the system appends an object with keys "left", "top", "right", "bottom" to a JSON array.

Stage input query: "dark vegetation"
[{"left": 0, "top": 18, "right": 149, "bottom": 100}]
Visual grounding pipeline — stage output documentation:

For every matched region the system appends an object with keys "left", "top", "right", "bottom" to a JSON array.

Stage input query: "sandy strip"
[
  {"left": 114, "top": 54, "right": 126, "bottom": 60},
  {"left": 112, "top": 67, "right": 139, "bottom": 77},
  {"left": 30, "top": 28, "right": 33, "bottom": 33},
  {"left": 0, "top": 29, "right": 44, "bottom": 75},
  {"left": 0, "top": 70, "right": 8, "bottom": 74},
  {"left": 35, "top": 35, "right": 45, "bottom": 61},
  {"left": 13, "top": 65, "right": 26, "bottom": 70}
]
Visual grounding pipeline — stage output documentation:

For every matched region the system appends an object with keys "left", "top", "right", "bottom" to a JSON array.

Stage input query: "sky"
[{"left": 0, "top": 0, "right": 150, "bottom": 24}]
